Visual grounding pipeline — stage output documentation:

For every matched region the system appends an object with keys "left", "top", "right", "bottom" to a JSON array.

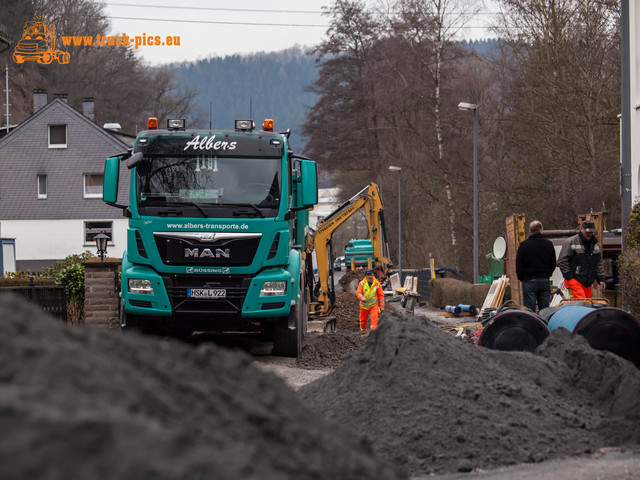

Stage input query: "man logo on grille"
[{"left": 185, "top": 248, "right": 230, "bottom": 258}]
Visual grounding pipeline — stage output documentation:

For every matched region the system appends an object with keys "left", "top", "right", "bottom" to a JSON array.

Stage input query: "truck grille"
[
  {"left": 154, "top": 232, "right": 262, "bottom": 267},
  {"left": 162, "top": 275, "right": 250, "bottom": 314}
]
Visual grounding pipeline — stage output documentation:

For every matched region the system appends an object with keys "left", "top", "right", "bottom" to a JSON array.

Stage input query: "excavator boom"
[{"left": 309, "top": 183, "right": 392, "bottom": 317}]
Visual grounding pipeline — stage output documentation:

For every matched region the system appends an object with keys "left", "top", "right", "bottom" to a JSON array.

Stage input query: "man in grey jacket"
[{"left": 557, "top": 221, "right": 606, "bottom": 299}]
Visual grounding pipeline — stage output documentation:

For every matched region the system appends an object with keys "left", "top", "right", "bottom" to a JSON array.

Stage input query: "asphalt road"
[{"left": 417, "top": 447, "right": 640, "bottom": 480}]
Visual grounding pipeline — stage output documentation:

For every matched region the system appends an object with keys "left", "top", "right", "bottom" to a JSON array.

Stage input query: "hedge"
[{"left": 428, "top": 277, "right": 492, "bottom": 309}]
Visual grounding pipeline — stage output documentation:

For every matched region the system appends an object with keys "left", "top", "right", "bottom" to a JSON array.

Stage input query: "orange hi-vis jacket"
[{"left": 356, "top": 277, "right": 385, "bottom": 310}]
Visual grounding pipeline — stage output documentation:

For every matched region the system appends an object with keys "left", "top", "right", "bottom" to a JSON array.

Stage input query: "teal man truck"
[{"left": 103, "top": 118, "right": 317, "bottom": 356}]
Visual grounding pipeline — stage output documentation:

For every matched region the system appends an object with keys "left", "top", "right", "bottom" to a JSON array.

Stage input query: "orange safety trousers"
[
  {"left": 566, "top": 278, "right": 593, "bottom": 299},
  {"left": 360, "top": 304, "right": 381, "bottom": 332}
]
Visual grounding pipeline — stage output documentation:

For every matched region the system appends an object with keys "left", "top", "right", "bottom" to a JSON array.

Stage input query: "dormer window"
[{"left": 48, "top": 124, "right": 67, "bottom": 148}]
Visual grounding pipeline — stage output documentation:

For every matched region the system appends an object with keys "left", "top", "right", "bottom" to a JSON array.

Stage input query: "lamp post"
[
  {"left": 458, "top": 102, "right": 478, "bottom": 283},
  {"left": 389, "top": 166, "right": 402, "bottom": 283},
  {"left": 95, "top": 231, "right": 109, "bottom": 262}
]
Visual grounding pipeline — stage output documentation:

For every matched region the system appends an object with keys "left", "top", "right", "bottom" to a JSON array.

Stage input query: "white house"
[{"left": 0, "top": 90, "right": 132, "bottom": 272}]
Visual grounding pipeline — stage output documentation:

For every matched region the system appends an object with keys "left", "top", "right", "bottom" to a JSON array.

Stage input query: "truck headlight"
[
  {"left": 260, "top": 281, "right": 287, "bottom": 296},
  {"left": 129, "top": 278, "right": 154, "bottom": 294}
]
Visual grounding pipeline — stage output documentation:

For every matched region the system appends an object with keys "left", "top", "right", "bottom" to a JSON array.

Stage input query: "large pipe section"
[
  {"left": 478, "top": 303, "right": 640, "bottom": 367},
  {"left": 478, "top": 309, "right": 550, "bottom": 353},
  {"left": 542, "top": 304, "right": 640, "bottom": 367}
]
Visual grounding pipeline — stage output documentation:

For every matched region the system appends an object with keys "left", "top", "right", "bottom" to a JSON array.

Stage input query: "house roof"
[
  {"left": 0, "top": 98, "right": 130, "bottom": 149},
  {"left": 0, "top": 97, "right": 132, "bottom": 220}
]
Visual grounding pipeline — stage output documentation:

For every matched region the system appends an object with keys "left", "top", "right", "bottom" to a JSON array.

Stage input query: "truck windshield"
[{"left": 136, "top": 155, "right": 281, "bottom": 216}]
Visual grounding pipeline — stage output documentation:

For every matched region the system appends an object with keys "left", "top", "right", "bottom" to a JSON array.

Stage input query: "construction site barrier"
[
  {"left": 478, "top": 309, "right": 550, "bottom": 353},
  {"left": 542, "top": 304, "right": 640, "bottom": 368}
]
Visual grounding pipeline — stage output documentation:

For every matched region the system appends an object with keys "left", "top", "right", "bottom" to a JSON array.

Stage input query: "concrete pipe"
[
  {"left": 545, "top": 304, "right": 640, "bottom": 367},
  {"left": 478, "top": 309, "right": 550, "bottom": 353}
]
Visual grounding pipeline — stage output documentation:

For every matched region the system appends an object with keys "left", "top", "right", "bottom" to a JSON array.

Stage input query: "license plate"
[{"left": 188, "top": 288, "right": 226, "bottom": 298}]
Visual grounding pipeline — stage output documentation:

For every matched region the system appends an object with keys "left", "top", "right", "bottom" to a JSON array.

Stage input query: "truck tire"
[{"left": 273, "top": 302, "right": 302, "bottom": 357}]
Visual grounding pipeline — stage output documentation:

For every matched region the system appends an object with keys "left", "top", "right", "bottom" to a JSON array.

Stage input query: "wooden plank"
[{"left": 505, "top": 214, "right": 525, "bottom": 306}]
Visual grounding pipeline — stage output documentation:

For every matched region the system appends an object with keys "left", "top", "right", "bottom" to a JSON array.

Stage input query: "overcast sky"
[{"left": 104, "top": 1, "right": 497, "bottom": 66}]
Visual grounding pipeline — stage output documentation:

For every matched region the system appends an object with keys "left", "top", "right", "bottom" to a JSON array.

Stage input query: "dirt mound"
[
  {"left": 297, "top": 331, "right": 366, "bottom": 369},
  {"left": 297, "top": 291, "right": 395, "bottom": 370},
  {"left": 338, "top": 269, "right": 363, "bottom": 294},
  {"left": 334, "top": 290, "right": 362, "bottom": 331},
  {"left": 299, "top": 312, "right": 640, "bottom": 477},
  {"left": 0, "top": 294, "right": 403, "bottom": 480}
]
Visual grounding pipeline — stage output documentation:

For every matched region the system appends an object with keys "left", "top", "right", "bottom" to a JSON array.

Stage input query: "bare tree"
[
  {"left": 492, "top": 0, "right": 621, "bottom": 226},
  {"left": 1, "top": 0, "right": 200, "bottom": 132},
  {"left": 378, "top": 0, "right": 481, "bottom": 272},
  {"left": 303, "top": 0, "right": 385, "bottom": 185}
]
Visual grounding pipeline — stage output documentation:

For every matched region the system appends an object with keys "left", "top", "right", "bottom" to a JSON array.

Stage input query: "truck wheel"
[
  {"left": 273, "top": 303, "right": 303, "bottom": 357},
  {"left": 13, "top": 54, "right": 24, "bottom": 64}
]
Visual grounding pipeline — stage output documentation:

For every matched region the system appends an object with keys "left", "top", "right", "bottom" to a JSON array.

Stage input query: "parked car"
[{"left": 333, "top": 256, "right": 344, "bottom": 271}]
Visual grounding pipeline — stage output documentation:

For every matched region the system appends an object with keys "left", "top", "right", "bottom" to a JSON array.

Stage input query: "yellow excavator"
[{"left": 306, "top": 183, "right": 392, "bottom": 319}]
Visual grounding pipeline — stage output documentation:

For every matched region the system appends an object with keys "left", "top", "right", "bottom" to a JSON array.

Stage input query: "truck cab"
[{"left": 103, "top": 118, "right": 317, "bottom": 356}]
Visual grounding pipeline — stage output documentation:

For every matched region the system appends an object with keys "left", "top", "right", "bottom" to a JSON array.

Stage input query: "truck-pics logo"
[{"left": 13, "top": 17, "right": 70, "bottom": 65}]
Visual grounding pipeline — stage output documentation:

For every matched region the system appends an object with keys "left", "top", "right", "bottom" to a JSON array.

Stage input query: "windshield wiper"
[
  {"left": 223, "top": 203, "right": 265, "bottom": 218},
  {"left": 163, "top": 201, "right": 209, "bottom": 218}
]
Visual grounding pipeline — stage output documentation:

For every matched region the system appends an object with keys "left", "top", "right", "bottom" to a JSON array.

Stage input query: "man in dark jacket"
[
  {"left": 516, "top": 220, "right": 557, "bottom": 312},
  {"left": 557, "top": 220, "right": 606, "bottom": 299}
]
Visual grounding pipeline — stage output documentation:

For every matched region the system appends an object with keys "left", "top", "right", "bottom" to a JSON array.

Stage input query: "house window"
[
  {"left": 48, "top": 124, "right": 67, "bottom": 148},
  {"left": 84, "top": 174, "right": 104, "bottom": 198},
  {"left": 85, "top": 221, "right": 113, "bottom": 245},
  {"left": 37, "top": 175, "right": 47, "bottom": 199}
]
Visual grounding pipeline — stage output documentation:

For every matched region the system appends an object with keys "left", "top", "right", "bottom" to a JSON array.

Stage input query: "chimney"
[
  {"left": 53, "top": 93, "right": 68, "bottom": 103},
  {"left": 82, "top": 97, "right": 95, "bottom": 122},
  {"left": 33, "top": 89, "right": 48, "bottom": 113}
]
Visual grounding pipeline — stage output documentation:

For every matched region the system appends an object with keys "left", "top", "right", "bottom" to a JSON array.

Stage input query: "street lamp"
[
  {"left": 458, "top": 102, "right": 478, "bottom": 283},
  {"left": 389, "top": 166, "right": 402, "bottom": 284},
  {"left": 95, "top": 231, "right": 109, "bottom": 262}
]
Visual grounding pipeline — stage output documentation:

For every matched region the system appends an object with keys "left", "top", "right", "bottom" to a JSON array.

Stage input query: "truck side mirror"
[
  {"left": 103, "top": 156, "right": 120, "bottom": 205},
  {"left": 300, "top": 159, "right": 318, "bottom": 208}
]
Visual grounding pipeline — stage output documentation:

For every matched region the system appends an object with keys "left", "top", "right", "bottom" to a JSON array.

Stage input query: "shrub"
[
  {"left": 58, "top": 263, "right": 85, "bottom": 302},
  {"left": 0, "top": 277, "right": 55, "bottom": 286},
  {"left": 42, "top": 251, "right": 95, "bottom": 278},
  {"left": 618, "top": 249, "right": 640, "bottom": 316},
  {"left": 618, "top": 203, "right": 640, "bottom": 316},
  {"left": 4, "top": 270, "right": 43, "bottom": 279}
]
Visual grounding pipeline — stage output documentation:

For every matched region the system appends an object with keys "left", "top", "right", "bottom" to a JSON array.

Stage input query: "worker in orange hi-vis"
[{"left": 356, "top": 269, "right": 385, "bottom": 336}]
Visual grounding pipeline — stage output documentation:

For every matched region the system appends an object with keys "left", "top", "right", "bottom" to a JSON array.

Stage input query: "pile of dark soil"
[
  {"left": 296, "top": 291, "right": 398, "bottom": 370},
  {"left": 338, "top": 268, "right": 366, "bottom": 295},
  {"left": 0, "top": 294, "right": 402, "bottom": 480},
  {"left": 297, "top": 332, "right": 366, "bottom": 369},
  {"left": 334, "top": 290, "right": 362, "bottom": 331},
  {"left": 299, "top": 312, "right": 640, "bottom": 477}
]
